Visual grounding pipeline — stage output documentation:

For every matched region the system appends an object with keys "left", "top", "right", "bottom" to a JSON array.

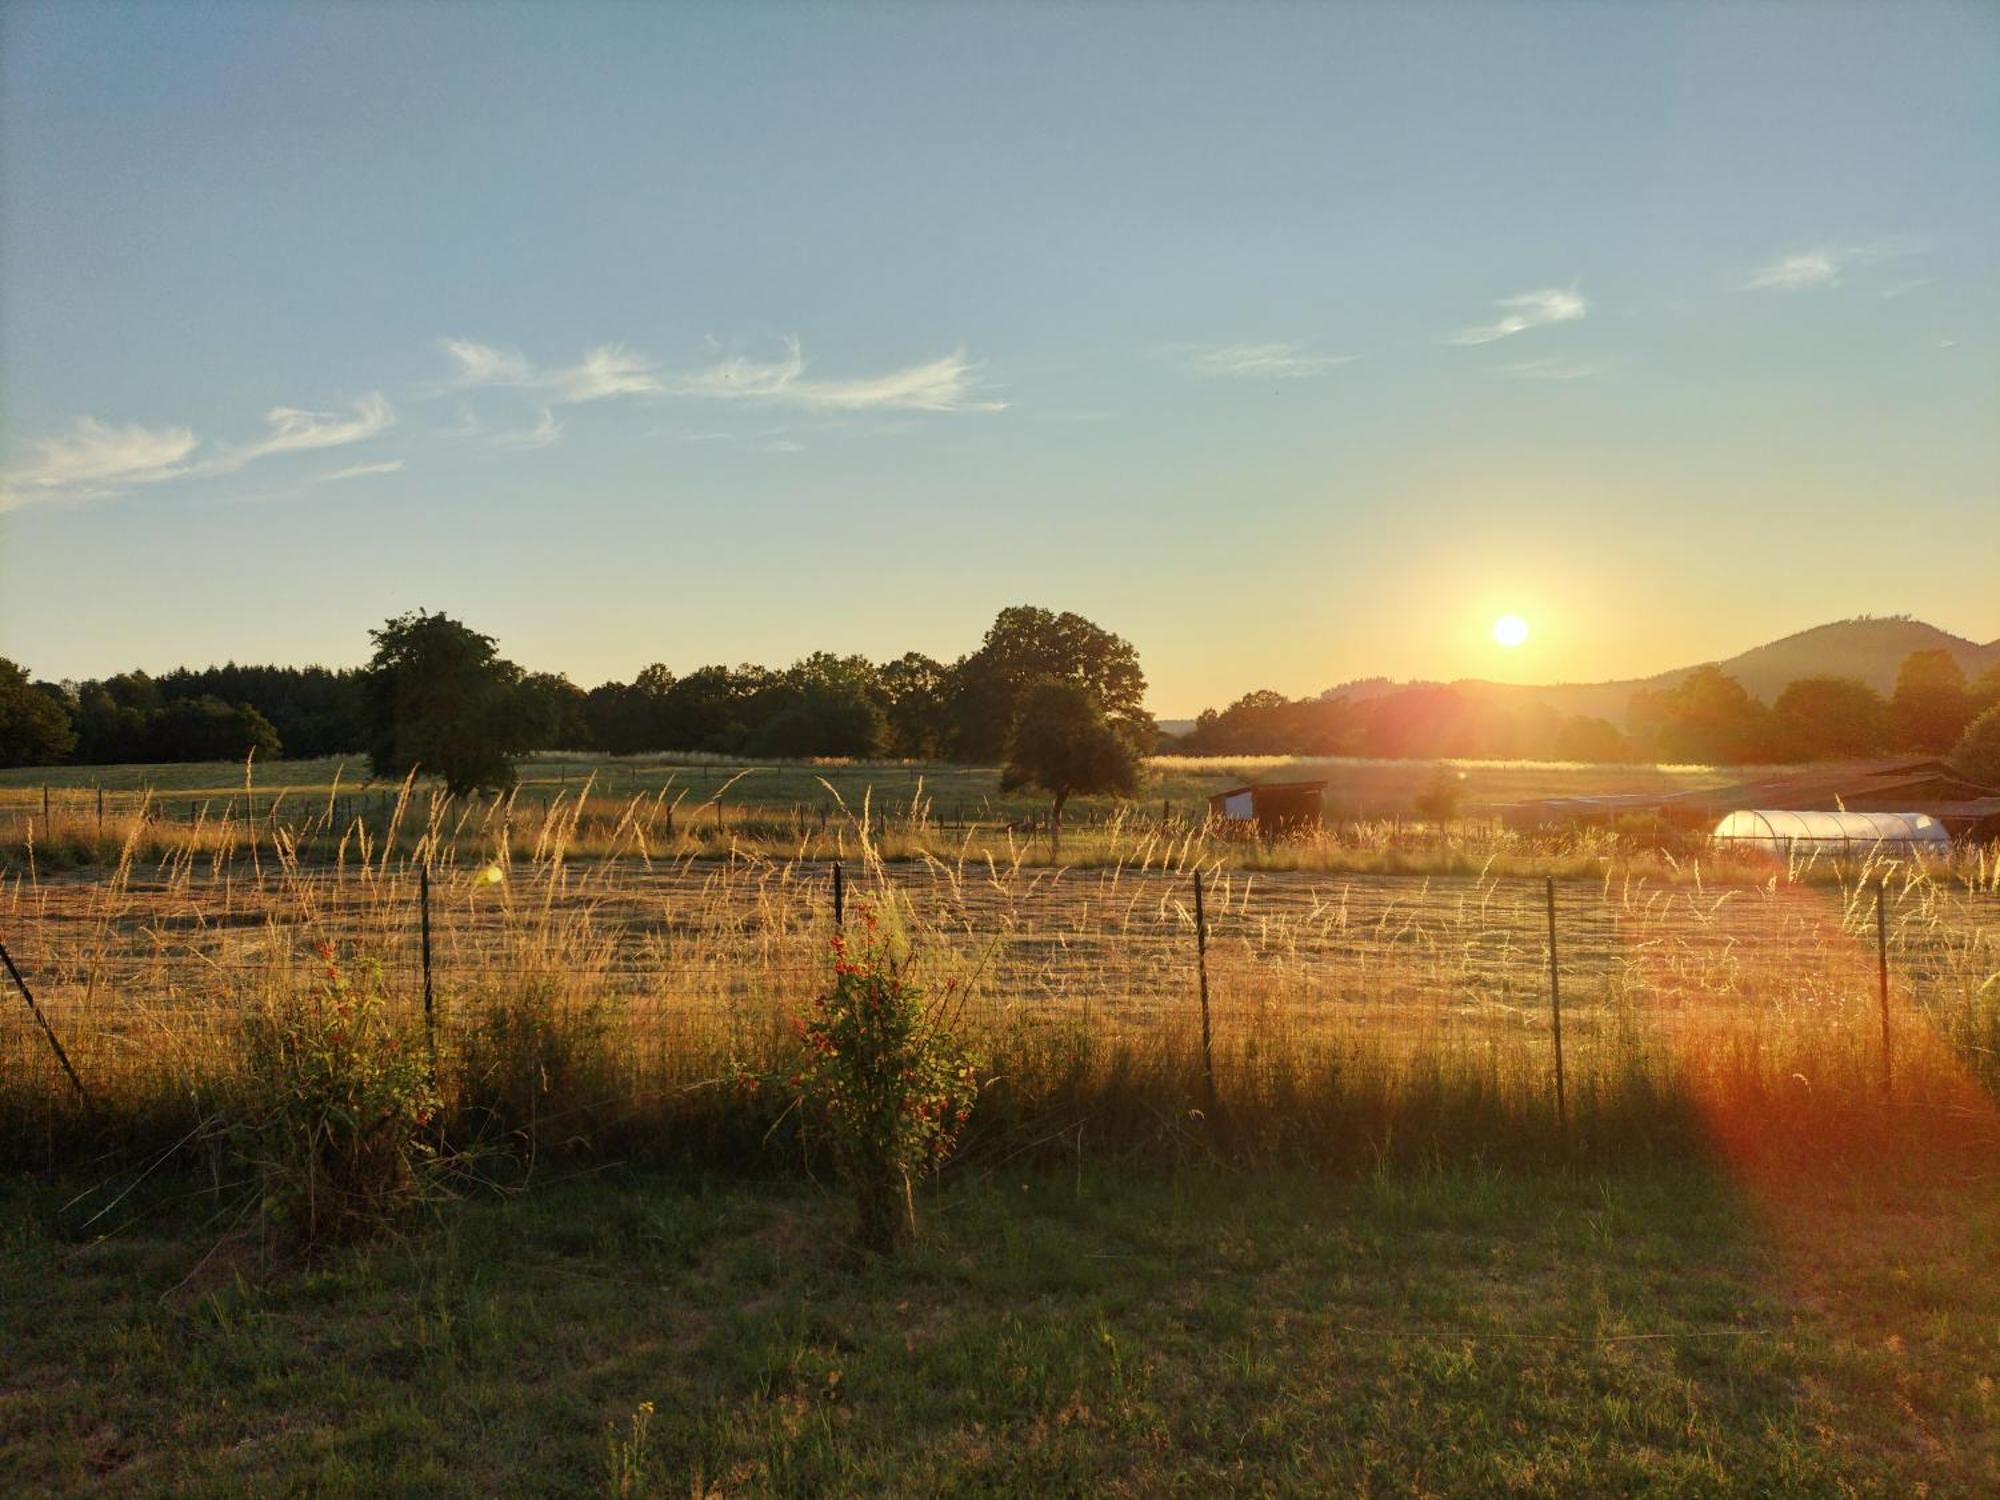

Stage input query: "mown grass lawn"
[{"left": 3, "top": 1164, "right": 1994, "bottom": 1496}]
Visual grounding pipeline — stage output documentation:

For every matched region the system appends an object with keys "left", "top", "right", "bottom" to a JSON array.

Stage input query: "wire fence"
[{"left": 5, "top": 860, "right": 1995, "bottom": 1073}]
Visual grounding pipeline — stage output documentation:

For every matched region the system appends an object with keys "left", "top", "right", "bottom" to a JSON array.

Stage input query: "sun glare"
[{"left": 1492, "top": 614, "right": 1530, "bottom": 648}]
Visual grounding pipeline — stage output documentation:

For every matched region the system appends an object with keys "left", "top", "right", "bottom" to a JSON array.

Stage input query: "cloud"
[
  {"left": 675, "top": 341, "right": 807, "bottom": 400},
  {"left": 316, "top": 459, "right": 405, "bottom": 483},
  {"left": 440, "top": 338, "right": 533, "bottom": 387},
  {"left": 0, "top": 418, "right": 199, "bottom": 507},
  {"left": 204, "top": 393, "right": 394, "bottom": 475},
  {"left": 1503, "top": 356, "right": 1608, "bottom": 380},
  {"left": 1741, "top": 239, "right": 1925, "bottom": 293},
  {"left": 491, "top": 408, "right": 562, "bottom": 449},
  {"left": 438, "top": 336, "right": 1005, "bottom": 415},
  {"left": 675, "top": 340, "right": 1004, "bottom": 412},
  {"left": 437, "top": 338, "right": 660, "bottom": 403},
  {"left": 1179, "top": 343, "right": 1358, "bottom": 379},
  {"left": 1743, "top": 249, "right": 1842, "bottom": 293},
  {"left": 1449, "top": 287, "right": 1588, "bottom": 345},
  {"left": 546, "top": 345, "right": 664, "bottom": 403}
]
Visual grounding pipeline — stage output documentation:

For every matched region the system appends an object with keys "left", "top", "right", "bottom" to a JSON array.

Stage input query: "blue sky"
[{"left": 2, "top": 1, "right": 1994, "bottom": 714}]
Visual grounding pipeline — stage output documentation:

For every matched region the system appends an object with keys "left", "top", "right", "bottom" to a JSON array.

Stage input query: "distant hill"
[{"left": 1326, "top": 618, "right": 2000, "bottom": 726}]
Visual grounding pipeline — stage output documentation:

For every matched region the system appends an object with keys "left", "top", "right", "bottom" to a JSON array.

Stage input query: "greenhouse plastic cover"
[{"left": 1710, "top": 809, "right": 1951, "bottom": 852}]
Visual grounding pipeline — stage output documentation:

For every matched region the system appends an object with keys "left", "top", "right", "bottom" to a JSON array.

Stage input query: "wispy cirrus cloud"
[
  {"left": 1177, "top": 342, "right": 1357, "bottom": 379},
  {"left": 316, "top": 459, "right": 405, "bottom": 483},
  {"left": 3, "top": 393, "right": 395, "bottom": 511},
  {"left": 546, "top": 346, "right": 663, "bottom": 403},
  {"left": 199, "top": 393, "right": 394, "bottom": 478},
  {"left": 493, "top": 408, "right": 562, "bottom": 449},
  {"left": 675, "top": 339, "right": 1004, "bottom": 412},
  {"left": 0, "top": 418, "right": 200, "bottom": 509},
  {"left": 1449, "top": 286, "right": 1587, "bottom": 345},
  {"left": 440, "top": 340, "right": 664, "bottom": 406},
  {"left": 443, "top": 336, "right": 1003, "bottom": 414},
  {"left": 439, "top": 337, "right": 661, "bottom": 404},
  {"left": 440, "top": 338, "right": 533, "bottom": 387},
  {"left": 1503, "top": 356, "right": 1608, "bottom": 381},
  {"left": 1742, "top": 249, "right": 1842, "bottom": 293},
  {"left": 1740, "top": 239, "right": 1925, "bottom": 293}
]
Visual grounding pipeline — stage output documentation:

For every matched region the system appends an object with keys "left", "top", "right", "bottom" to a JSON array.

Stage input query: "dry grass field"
[{"left": 3, "top": 777, "right": 1995, "bottom": 1168}]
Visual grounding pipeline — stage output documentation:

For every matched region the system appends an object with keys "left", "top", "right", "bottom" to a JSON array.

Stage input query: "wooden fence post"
[
  {"left": 832, "top": 860, "right": 845, "bottom": 927},
  {"left": 1, "top": 940, "right": 88, "bottom": 1106},
  {"left": 1545, "top": 877, "right": 1568, "bottom": 1149},
  {"left": 1193, "top": 869, "right": 1215, "bottom": 1114}
]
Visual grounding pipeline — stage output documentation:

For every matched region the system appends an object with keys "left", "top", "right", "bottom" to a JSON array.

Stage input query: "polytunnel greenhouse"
[{"left": 1709, "top": 809, "right": 1951, "bottom": 856}]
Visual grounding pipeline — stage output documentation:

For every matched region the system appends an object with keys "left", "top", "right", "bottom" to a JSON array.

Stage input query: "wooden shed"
[{"left": 1207, "top": 780, "right": 1327, "bottom": 838}]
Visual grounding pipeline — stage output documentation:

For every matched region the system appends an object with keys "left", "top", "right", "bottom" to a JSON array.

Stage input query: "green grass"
[{"left": 5, "top": 1163, "right": 1994, "bottom": 1496}]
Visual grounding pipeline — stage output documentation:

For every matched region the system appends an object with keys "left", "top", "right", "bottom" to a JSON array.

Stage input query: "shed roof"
[{"left": 1207, "top": 779, "right": 1328, "bottom": 802}]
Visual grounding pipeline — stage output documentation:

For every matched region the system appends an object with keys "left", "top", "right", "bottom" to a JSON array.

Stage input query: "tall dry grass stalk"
[{"left": 2, "top": 779, "right": 1996, "bottom": 1175}]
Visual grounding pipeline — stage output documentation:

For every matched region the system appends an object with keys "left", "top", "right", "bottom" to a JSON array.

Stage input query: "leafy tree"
[
  {"left": 146, "top": 696, "right": 282, "bottom": 761},
  {"left": 518, "top": 672, "right": 591, "bottom": 750},
  {"left": 879, "top": 653, "right": 955, "bottom": 759},
  {"left": 0, "top": 659, "right": 77, "bottom": 766},
  {"left": 1771, "top": 676, "right": 1889, "bottom": 761},
  {"left": 1971, "top": 663, "right": 2000, "bottom": 716},
  {"left": 660, "top": 664, "right": 760, "bottom": 753},
  {"left": 362, "top": 611, "right": 535, "bottom": 795},
  {"left": 1551, "top": 715, "right": 1632, "bottom": 764},
  {"left": 155, "top": 664, "right": 365, "bottom": 756},
  {"left": 998, "top": 680, "right": 1140, "bottom": 845},
  {"left": 1890, "top": 649, "right": 1974, "bottom": 751},
  {"left": 1627, "top": 666, "right": 1776, "bottom": 764},
  {"left": 751, "top": 654, "right": 887, "bottom": 759},
  {"left": 1950, "top": 704, "right": 2000, "bottom": 786},
  {"left": 582, "top": 678, "right": 651, "bottom": 754},
  {"left": 952, "top": 606, "right": 1153, "bottom": 761}
]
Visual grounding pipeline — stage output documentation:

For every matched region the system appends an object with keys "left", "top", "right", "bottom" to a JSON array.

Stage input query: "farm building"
[
  {"left": 1508, "top": 759, "right": 2000, "bottom": 843},
  {"left": 1207, "top": 780, "right": 1327, "bottom": 838},
  {"left": 1710, "top": 809, "right": 1952, "bottom": 857}
]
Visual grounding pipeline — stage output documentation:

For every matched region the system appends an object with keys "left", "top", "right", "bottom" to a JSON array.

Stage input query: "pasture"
[
  {"left": 3, "top": 766, "right": 1997, "bottom": 1494},
  {"left": 0, "top": 749, "right": 1736, "bottom": 827},
  {"left": 4, "top": 783, "right": 1996, "bottom": 1166}
]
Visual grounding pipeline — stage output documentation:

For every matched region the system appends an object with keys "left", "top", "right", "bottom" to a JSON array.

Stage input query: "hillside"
[{"left": 1329, "top": 618, "right": 2000, "bottom": 725}]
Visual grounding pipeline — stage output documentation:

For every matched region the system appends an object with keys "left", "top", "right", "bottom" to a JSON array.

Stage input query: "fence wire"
[{"left": 4, "top": 860, "right": 1994, "bottom": 1084}]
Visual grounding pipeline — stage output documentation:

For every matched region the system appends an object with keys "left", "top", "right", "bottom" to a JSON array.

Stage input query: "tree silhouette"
[
  {"left": 1890, "top": 650, "right": 1974, "bottom": 751},
  {"left": 999, "top": 680, "right": 1140, "bottom": 848},
  {"left": 1950, "top": 704, "right": 2000, "bottom": 786},
  {"left": 0, "top": 659, "right": 76, "bottom": 767},
  {"left": 363, "top": 611, "right": 534, "bottom": 796}
]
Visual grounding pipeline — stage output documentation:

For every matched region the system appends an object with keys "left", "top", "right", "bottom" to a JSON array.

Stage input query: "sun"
[{"left": 1491, "top": 614, "right": 1530, "bottom": 648}]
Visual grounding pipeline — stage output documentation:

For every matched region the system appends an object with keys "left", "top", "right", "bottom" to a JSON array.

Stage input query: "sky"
[{"left": 1, "top": 1, "right": 1995, "bottom": 716}]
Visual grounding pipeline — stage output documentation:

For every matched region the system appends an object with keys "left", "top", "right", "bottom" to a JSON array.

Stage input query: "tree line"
[
  {"left": 0, "top": 605, "right": 1155, "bottom": 774},
  {"left": 6, "top": 613, "right": 1999, "bottom": 783},
  {"left": 1180, "top": 651, "right": 2000, "bottom": 767}
]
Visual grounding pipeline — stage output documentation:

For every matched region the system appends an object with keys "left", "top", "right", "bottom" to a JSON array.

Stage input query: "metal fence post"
[
  {"left": 1545, "top": 876, "right": 1568, "bottom": 1149},
  {"left": 1876, "top": 876, "right": 1892, "bottom": 1105},
  {"left": 420, "top": 862, "right": 435, "bottom": 1053},
  {"left": 1193, "top": 869, "right": 1215, "bottom": 1113},
  {"left": 1, "top": 940, "right": 88, "bottom": 1107}
]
